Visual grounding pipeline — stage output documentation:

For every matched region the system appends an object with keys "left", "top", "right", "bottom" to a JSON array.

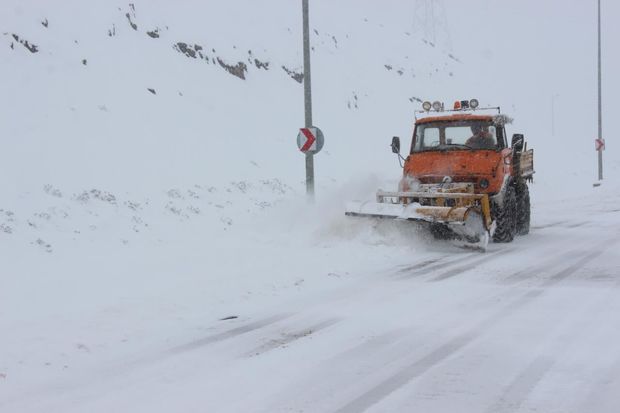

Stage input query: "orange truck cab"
[{"left": 405, "top": 113, "right": 513, "bottom": 196}]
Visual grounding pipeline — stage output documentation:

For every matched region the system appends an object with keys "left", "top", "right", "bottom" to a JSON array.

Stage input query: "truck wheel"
[
  {"left": 430, "top": 223, "right": 455, "bottom": 240},
  {"left": 516, "top": 184, "right": 530, "bottom": 235},
  {"left": 492, "top": 185, "right": 517, "bottom": 243}
]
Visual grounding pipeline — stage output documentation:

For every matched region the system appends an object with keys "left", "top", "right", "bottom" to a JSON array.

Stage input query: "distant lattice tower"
[{"left": 413, "top": 0, "right": 452, "bottom": 51}]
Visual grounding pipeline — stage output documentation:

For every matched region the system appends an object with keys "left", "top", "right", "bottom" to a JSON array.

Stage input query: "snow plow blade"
[{"left": 345, "top": 189, "right": 494, "bottom": 248}]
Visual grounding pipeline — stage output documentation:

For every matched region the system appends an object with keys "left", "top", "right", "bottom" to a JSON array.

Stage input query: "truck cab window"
[{"left": 414, "top": 121, "right": 497, "bottom": 151}]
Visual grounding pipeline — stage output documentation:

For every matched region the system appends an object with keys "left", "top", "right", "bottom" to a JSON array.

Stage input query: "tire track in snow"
[
  {"left": 396, "top": 231, "right": 562, "bottom": 283},
  {"left": 501, "top": 248, "right": 585, "bottom": 285},
  {"left": 311, "top": 251, "right": 501, "bottom": 321},
  {"left": 484, "top": 358, "right": 555, "bottom": 413},
  {"left": 396, "top": 256, "right": 448, "bottom": 274},
  {"left": 530, "top": 220, "right": 570, "bottom": 230},
  {"left": 260, "top": 329, "right": 409, "bottom": 413},
  {"left": 575, "top": 356, "right": 620, "bottom": 413},
  {"left": 3, "top": 313, "right": 342, "bottom": 412},
  {"left": 541, "top": 247, "right": 609, "bottom": 286},
  {"left": 264, "top": 240, "right": 616, "bottom": 412},
  {"left": 483, "top": 277, "right": 619, "bottom": 413},
  {"left": 332, "top": 329, "right": 483, "bottom": 413},
  {"left": 530, "top": 219, "right": 590, "bottom": 230},
  {"left": 244, "top": 318, "right": 340, "bottom": 357},
  {"left": 395, "top": 255, "right": 472, "bottom": 279},
  {"left": 564, "top": 221, "right": 590, "bottom": 229},
  {"left": 397, "top": 248, "right": 508, "bottom": 281},
  {"left": 331, "top": 240, "right": 616, "bottom": 413},
  {"left": 532, "top": 220, "right": 594, "bottom": 231},
  {"left": 0, "top": 314, "right": 295, "bottom": 411},
  {"left": 167, "top": 313, "right": 293, "bottom": 355},
  {"left": 428, "top": 247, "right": 513, "bottom": 282},
  {"left": 467, "top": 246, "right": 606, "bottom": 313},
  {"left": 582, "top": 256, "right": 620, "bottom": 287}
]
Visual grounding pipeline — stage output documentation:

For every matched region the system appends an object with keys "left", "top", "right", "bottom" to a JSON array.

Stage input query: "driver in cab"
[{"left": 466, "top": 125, "right": 496, "bottom": 149}]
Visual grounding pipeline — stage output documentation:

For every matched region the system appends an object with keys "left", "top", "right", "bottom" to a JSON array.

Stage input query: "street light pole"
[
  {"left": 302, "top": 0, "right": 314, "bottom": 199},
  {"left": 597, "top": 0, "right": 604, "bottom": 182}
]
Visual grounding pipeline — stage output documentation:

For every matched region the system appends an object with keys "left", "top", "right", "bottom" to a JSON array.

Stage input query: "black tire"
[
  {"left": 492, "top": 185, "right": 517, "bottom": 243},
  {"left": 516, "top": 183, "right": 531, "bottom": 235},
  {"left": 430, "top": 223, "right": 455, "bottom": 240}
]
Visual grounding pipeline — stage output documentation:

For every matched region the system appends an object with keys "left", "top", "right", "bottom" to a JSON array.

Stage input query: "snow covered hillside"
[
  {"left": 1, "top": 1, "right": 620, "bottom": 412},
  {"left": 0, "top": 0, "right": 467, "bottom": 252},
  {"left": 1, "top": 0, "right": 462, "bottom": 190}
]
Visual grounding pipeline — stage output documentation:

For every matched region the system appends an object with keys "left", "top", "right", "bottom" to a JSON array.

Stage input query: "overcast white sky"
[{"left": 445, "top": 0, "right": 618, "bottom": 141}]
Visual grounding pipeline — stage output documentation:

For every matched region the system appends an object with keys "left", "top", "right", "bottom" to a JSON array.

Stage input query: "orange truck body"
[{"left": 344, "top": 106, "right": 533, "bottom": 246}]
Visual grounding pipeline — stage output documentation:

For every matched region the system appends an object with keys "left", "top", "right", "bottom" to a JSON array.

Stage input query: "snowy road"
[
  {"left": 3, "top": 1, "right": 620, "bottom": 411},
  {"left": 2, "top": 192, "right": 620, "bottom": 413}
]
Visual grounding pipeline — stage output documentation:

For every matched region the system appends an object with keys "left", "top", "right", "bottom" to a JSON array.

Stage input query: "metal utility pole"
[
  {"left": 597, "top": 0, "right": 604, "bottom": 181},
  {"left": 302, "top": 0, "right": 314, "bottom": 199}
]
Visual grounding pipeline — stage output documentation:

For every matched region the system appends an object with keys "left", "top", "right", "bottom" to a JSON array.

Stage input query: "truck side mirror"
[
  {"left": 511, "top": 134, "right": 524, "bottom": 152},
  {"left": 391, "top": 136, "right": 401, "bottom": 154}
]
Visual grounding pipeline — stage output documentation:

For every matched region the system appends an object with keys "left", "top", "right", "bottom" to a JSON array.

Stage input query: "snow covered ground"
[
  {"left": 1, "top": 1, "right": 620, "bottom": 412},
  {"left": 2, "top": 180, "right": 620, "bottom": 412}
]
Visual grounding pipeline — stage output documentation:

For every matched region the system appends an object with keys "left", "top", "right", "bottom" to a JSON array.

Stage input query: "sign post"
[
  {"left": 596, "top": 0, "right": 604, "bottom": 183},
  {"left": 302, "top": 0, "right": 314, "bottom": 199}
]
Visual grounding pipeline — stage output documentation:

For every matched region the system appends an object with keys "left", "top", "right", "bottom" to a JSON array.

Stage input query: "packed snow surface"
[{"left": 1, "top": 0, "right": 620, "bottom": 412}]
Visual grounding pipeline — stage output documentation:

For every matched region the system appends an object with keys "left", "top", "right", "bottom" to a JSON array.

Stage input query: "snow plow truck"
[{"left": 345, "top": 99, "right": 534, "bottom": 249}]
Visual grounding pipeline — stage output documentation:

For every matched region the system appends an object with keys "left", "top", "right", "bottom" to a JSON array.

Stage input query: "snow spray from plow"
[{"left": 345, "top": 183, "right": 493, "bottom": 250}]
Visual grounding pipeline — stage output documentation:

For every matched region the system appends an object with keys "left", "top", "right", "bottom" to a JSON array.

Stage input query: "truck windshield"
[{"left": 413, "top": 121, "right": 498, "bottom": 152}]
